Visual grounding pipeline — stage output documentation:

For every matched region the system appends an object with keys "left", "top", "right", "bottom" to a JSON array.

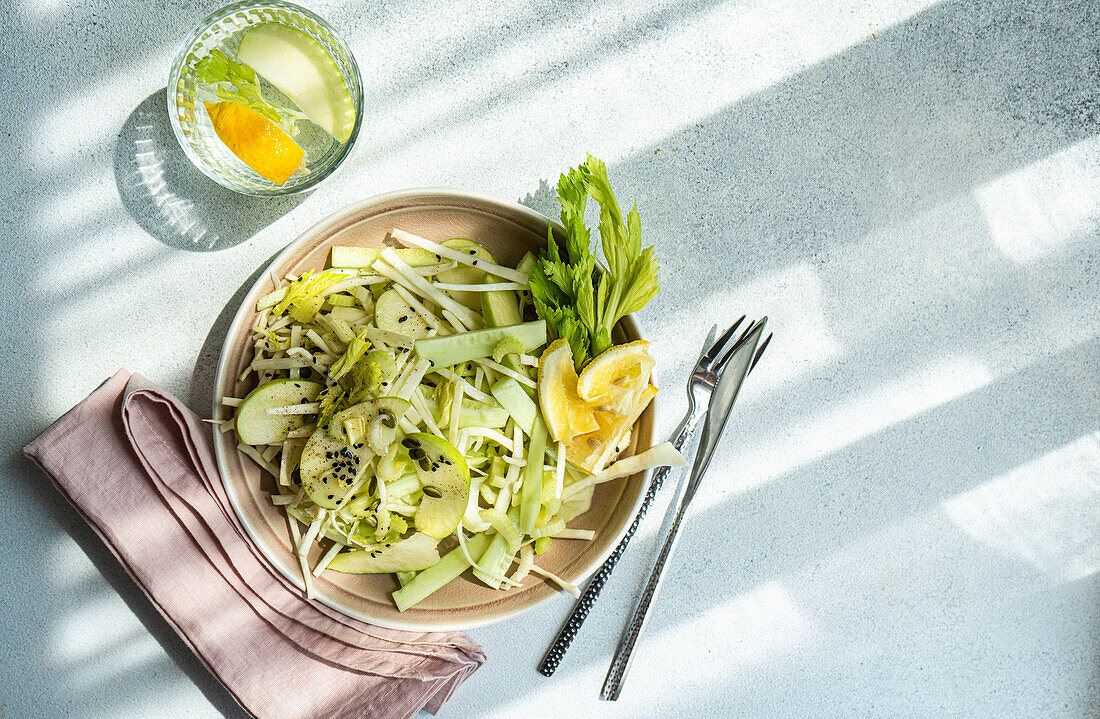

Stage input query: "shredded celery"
[{"left": 228, "top": 228, "right": 658, "bottom": 612}]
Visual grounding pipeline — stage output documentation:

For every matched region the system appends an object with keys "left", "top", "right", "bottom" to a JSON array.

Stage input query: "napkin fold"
[{"left": 24, "top": 370, "right": 485, "bottom": 719}]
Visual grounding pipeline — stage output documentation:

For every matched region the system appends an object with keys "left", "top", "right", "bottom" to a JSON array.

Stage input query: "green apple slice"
[
  {"left": 327, "top": 532, "right": 440, "bottom": 574},
  {"left": 300, "top": 428, "right": 362, "bottom": 509},
  {"left": 374, "top": 288, "right": 433, "bottom": 339},
  {"left": 402, "top": 433, "right": 469, "bottom": 539},
  {"left": 235, "top": 379, "right": 322, "bottom": 445},
  {"left": 236, "top": 22, "right": 356, "bottom": 143}
]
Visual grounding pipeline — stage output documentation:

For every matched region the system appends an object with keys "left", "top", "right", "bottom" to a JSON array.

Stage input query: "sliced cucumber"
[
  {"left": 235, "top": 379, "right": 322, "bottom": 445},
  {"left": 299, "top": 428, "right": 363, "bottom": 509},
  {"left": 327, "top": 532, "right": 440, "bottom": 574},
  {"left": 329, "top": 397, "right": 411, "bottom": 453},
  {"left": 430, "top": 399, "right": 511, "bottom": 431},
  {"left": 436, "top": 239, "right": 495, "bottom": 310},
  {"left": 520, "top": 416, "right": 548, "bottom": 535},
  {"left": 415, "top": 320, "right": 546, "bottom": 368},
  {"left": 516, "top": 252, "right": 537, "bottom": 275},
  {"left": 402, "top": 433, "right": 469, "bottom": 540},
  {"left": 237, "top": 22, "right": 356, "bottom": 143},
  {"left": 481, "top": 277, "right": 522, "bottom": 328},
  {"left": 472, "top": 532, "right": 517, "bottom": 589},
  {"left": 490, "top": 376, "right": 537, "bottom": 434},
  {"left": 375, "top": 288, "right": 432, "bottom": 338},
  {"left": 329, "top": 245, "right": 443, "bottom": 269},
  {"left": 392, "top": 532, "right": 493, "bottom": 612}
]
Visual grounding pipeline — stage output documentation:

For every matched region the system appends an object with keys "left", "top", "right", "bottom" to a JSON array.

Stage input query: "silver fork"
[
  {"left": 601, "top": 316, "right": 767, "bottom": 700},
  {"left": 538, "top": 318, "right": 772, "bottom": 676}
]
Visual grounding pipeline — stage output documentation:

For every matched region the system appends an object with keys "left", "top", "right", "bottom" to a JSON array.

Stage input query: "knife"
[{"left": 599, "top": 317, "right": 767, "bottom": 701}]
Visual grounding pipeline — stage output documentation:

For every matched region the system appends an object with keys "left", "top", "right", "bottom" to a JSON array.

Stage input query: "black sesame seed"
[
  {"left": 472, "top": 260, "right": 478, "bottom": 266},
  {"left": 398, "top": 315, "right": 407, "bottom": 323},
  {"left": 468, "top": 249, "right": 476, "bottom": 255},
  {"left": 327, "top": 494, "right": 334, "bottom": 500}
]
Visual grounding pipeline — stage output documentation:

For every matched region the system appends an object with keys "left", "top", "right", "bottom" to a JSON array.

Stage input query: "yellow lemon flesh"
[
  {"left": 538, "top": 339, "right": 599, "bottom": 444},
  {"left": 205, "top": 101, "right": 304, "bottom": 185},
  {"left": 539, "top": 338, "right": 658, "bottom": 474},
  {"left": 576, "top": 340, "right": 656, "bottom": 416},
  {"left": 566, "top": 383, "right": 657, "bottom": 474}
]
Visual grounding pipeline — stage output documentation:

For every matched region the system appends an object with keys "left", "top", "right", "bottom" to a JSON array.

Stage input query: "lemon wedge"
[
  {"left": 576, "top": 340, "right": 656, "bottom": 416},
  {"left": 205, "top": 100, "right": 304, "bottom": 184},
  {"left": 566, "top": 383, "right": 657, "bottom": 474},
  {"left": 538, "top": 339, "right": 599, "bottom": 443},
  {"left": 539, "top": 338, "right": 659, "bottom": 474}
]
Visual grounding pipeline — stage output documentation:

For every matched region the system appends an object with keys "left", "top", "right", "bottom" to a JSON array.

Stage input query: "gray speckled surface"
[{"left": 1, "top": 0, "right": 1098, "bottom": 717}]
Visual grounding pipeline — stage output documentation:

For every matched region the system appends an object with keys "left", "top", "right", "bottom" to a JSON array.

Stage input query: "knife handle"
[
  {"left": 537, "top": 412, "right": 698, "bottom": 677},
  {"left": 600, "top": 497, "right": 691, "bottom": 700}
]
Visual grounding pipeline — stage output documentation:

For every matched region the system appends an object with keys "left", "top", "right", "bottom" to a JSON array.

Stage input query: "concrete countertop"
[{"left": 1, "top": 0, "right": 1097, "bottom": 716}]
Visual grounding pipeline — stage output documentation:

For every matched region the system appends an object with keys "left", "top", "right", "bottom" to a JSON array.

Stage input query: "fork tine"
[
  {"left": 701, "top": 315, "right": 745, "bottom": 366},
  {"left": 714, "top": 316, "right": 768, "bottom": 370},
  {"left": 698, "top": 325, "right": 718, "bottom": 361},
  {"left": 748, "top": 333, "right": 772, "bottom": 373}
]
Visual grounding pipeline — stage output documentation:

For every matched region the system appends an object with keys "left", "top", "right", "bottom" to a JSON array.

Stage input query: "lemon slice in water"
[{"left": 205, "top": 101, "right": 304, "bottom": 185}]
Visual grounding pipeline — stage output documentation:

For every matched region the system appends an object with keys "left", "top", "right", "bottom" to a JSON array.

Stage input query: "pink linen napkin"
[{"left": 24, "top": 369, "right": 485, "bottom": 719}]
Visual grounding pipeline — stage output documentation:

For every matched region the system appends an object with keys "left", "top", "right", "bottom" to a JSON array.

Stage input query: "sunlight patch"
[
  {"left": 698, "top": 263, "right": 840, "bottom": 394},
  {"left": 975, "top": 135, "right": 1100, "bottom": 264},
  {"left": 636, "top": 582, "right": 812, "bottom": 687},
  {"left": 943, "top": 432, "right": 1100, "bottom": 583},
  {"left": 351, "top": 0, "right": 938, "bottom": 196},
  {"left": 705, "top": 356, "right": 993, "bottom": 505}
]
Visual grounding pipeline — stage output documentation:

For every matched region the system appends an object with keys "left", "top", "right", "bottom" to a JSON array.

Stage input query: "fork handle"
[
  {"left": 536, "top": 412, "right": 699, "bottom": 677},
  {"left": 600, "top": 497, "right": 690, "bottom": 700}
]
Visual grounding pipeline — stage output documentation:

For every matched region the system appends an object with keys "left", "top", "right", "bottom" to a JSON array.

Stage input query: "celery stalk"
[
  {"left": 393, "top": 532, "right": 493, "bottom": 612},
  {"left": 520, "top": 416, "right": 548, "bottom": 535},
  {"left": 473, "top": 533, "right": 517, "bottom": 589}
]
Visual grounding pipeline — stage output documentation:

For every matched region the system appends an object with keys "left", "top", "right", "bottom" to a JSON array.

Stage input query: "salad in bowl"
[{"left": 215, "top": 156, "right": 683, "bottom": 614}]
